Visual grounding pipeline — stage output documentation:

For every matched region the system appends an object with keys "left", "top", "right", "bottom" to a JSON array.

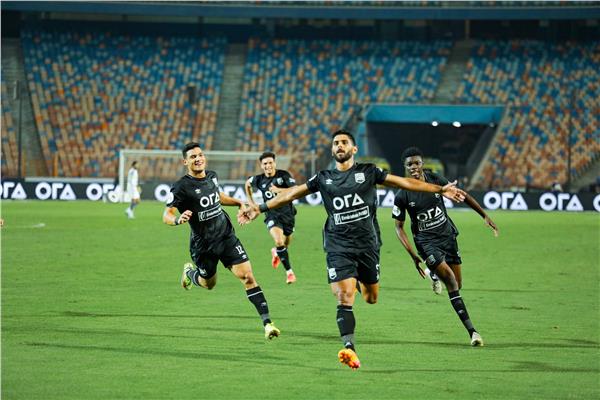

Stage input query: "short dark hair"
[
  {"left": 131, "top": 161, "right": 138, "bottom": 167},
  {"left": 331, "top": 130, "right": 356, "bottom": 145},
  {"left": 182, "top": 142, "right": 201, "bottom": 158},
  {"left": 401, "top": 146, "right": 424, "bottom": 161},
  {"left": 259, "top": 151, "right": 276, "bottom": 162}
]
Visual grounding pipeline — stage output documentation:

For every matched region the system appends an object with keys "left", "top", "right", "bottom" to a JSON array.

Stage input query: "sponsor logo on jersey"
[
  {"left": 416, "top": 206, "right": 447, "bottom": 231},
  {"left": 355, "top": 173, "right": 365, "bottom": 183},
  {"left": 198, "top": 204, "right": 223, "bottom": 221},
  {"left": 334, "top": 205, "right": 370, "bottom": 225}
]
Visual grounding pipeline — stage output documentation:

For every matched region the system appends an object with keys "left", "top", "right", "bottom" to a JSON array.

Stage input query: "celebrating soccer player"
[
  {"left": 240, "top": 130, "right": 465, "bottom": 369},
  {"left": 245, "top": 151, "right": 298, "bottom": 284},
  {"left": 392, "top": 146, "right": 498, "bottom": 347},
  {"left": 163, "top": 142, "right": 280, "bottom": 340}
]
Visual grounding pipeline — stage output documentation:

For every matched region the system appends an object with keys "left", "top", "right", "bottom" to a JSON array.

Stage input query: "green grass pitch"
[{"left": 2, "top": 201, "right": 599, "bottom": 399}]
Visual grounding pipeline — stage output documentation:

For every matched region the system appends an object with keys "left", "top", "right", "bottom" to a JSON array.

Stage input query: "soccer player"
[
  {"left": 392, "top": 146, "right": 498, "bottom": 347},
  {"left": 240, "top": 130, "right": 465, "bottom": 369},
  {"left": 163, "top": 142, "right": 280, "bottom": 340},
  {"left": 245, "top": 152, "right": 298, "bottom": 284},
  {"left": 125, "top": 161, "right": 140, "bottom": 219}
]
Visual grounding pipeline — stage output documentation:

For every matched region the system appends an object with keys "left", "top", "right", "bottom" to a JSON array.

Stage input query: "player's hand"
[
  {"left": 485, "top": 216, "right": 499, "bottom": 237},
  {"left": 412, "top": 256, "right": 427, "bottom": 279},
  {"left": 178, "top": 210, "right": 193, "bottom": 225},
  {"left": 237, "top": 204, "right": 259, "bottom": 225},
  {"left": 441, "top": 181, "right": 466, "bottom": 203}
]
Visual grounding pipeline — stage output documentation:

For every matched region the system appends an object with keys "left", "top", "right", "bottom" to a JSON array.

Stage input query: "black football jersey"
[
  {"left": 306, "top": 163, "right": 388, "bottom": 253},
  {"left": 166, "top": 171, "right": 234, "bottom": 249},
  {"left": 392, "top": 171, "right": 458, "bottom": 240},
  {"left": 248, "top": 170, "right": 296, "bottom": 219}
]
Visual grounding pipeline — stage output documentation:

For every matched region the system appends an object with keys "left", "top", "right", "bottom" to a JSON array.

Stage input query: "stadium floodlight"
[
  {"left": 431, "top": 120, "right": 439, "bottom": 127},
  {"left": 117, "top": 149, "right": 291, "bottom": 202},
  {"left": 452, "top": 121, "right": 461, "bottom": 128}
]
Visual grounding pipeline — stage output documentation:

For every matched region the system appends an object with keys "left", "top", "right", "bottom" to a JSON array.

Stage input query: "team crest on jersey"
[
  {"left": 276, "top": 177, "right": 283, "bottom": 185},
  {"left": 354, "top": 173, "right": 365, "bottom": 183},
  {"left": 435, "top": 193, "right": 440, "bottom": 198}
]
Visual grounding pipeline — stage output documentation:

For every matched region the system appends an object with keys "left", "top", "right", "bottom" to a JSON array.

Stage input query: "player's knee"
[
  {"left": 274, "top": 239, "right": 285, "bottom": 247},
  {"left": 241, "top": 273, "right": 256, "bottom": 287},
  {"left": 335, "top": 289, "right": 354, "bottom": 304}
]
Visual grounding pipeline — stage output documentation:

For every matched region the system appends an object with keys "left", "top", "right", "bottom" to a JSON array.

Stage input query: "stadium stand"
[
  {"left": 21, "top": 29, "right": 226, "bottom": 178},
  {"left": 457, "top": 40, "right": 600, "bottom": 189},
  {"left": 236, "top": 38, "right": 452, "bottom": 179},
  {"left": 1, "top": 79, "right": 20, "bottom": 177}
]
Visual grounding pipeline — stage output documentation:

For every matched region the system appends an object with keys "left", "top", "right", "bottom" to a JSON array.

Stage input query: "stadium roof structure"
[{"left": 3, "top": 1, "right": 600, "bottom": 20}]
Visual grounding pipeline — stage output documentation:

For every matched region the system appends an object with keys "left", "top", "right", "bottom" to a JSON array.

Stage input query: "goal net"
[{"left": 118, "top": 149, "right": 291, "bottom": 201}]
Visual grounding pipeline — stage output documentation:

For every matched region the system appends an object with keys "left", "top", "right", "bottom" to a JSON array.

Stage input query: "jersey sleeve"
[
  {"left": 391, "top": 191, "right": 407, "bottom": 221},
  {"left": 369, "top": 164, "right": 388, "bottom": 184},
  {"left": 247, "top": 175, "right": 257, "bottom": 190},
  {"left": 429, "top": 172, "right": 449, "bottom": 186},
  {"left": 166, "top": 182, "right": 183, "bottom": 209},
  {"left": 282, "top": 171, "right": 296, "bottom": 187},
  {"left": 306, "top": 173, "right": 320, "bottom": 193},
  {"left": 208, "top": 171, "right": 224, "bottom": 192}
]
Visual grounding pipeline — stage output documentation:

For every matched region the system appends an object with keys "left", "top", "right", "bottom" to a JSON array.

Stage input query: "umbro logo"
[
  {"left": 195, "top": 189, "right": 202, "bottom": 194},
  {"left": 325, "top": 179, "right": 333, "bottom": 185},
  {"left": 409, "top": 202, "right": 416, "bottom": 207}
]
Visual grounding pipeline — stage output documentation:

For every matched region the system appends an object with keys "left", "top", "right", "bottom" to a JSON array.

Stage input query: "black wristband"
[
  {"left": 259, "top": 203, "right": 269, "bottom": 213},
  {"left": 173, "top": 217, "right": 179, "bottom": 226}
]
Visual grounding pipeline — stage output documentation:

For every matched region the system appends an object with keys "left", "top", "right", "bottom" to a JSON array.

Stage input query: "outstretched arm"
[
  {"left": 240, "top": 184, "right": 311, "bottom": 224},
  {"left": 465, "top": 192, "right": 499, "bottom": 236},
  {"left": 220, "top": 192, "right": 246, "bottom": 208},
  {"left": 383, "top": 174, "right": 465, "bottom": 202},
  {"left": 394, "top": 219, "right": 426, "bottom": 279}
]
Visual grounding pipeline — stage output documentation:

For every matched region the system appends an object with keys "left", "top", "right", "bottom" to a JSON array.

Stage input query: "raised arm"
[
  {"left": 383, "top": 174, "right": 465, "bottom": 202},
  {"left": 464, "top": 192, "right": 499, "bottom": 236},
  {"left": 394, "top": 219, "right": 426, "bottom": 279}
]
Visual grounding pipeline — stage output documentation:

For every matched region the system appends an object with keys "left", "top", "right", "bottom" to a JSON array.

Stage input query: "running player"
[
  {"left": 245, "top": 152, "right": 298, "bottom": 284},
  {"left": 392, "top": 146, "right": 498, "bottom": 347},
  {"left": 240, "top": 130, "right": 466, "bottom": 369},
  {"left": 163, "top": 142, "right": 280, "bottom": 340}
]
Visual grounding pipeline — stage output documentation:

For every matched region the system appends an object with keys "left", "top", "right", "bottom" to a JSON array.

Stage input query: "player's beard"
[{"left": 333, "top": 149, "right": 353, "bottom": 163}]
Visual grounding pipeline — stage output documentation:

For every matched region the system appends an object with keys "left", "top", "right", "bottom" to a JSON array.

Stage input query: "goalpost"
[{"left": 117, "top": 149, "right": 291, "bottom": 201}]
